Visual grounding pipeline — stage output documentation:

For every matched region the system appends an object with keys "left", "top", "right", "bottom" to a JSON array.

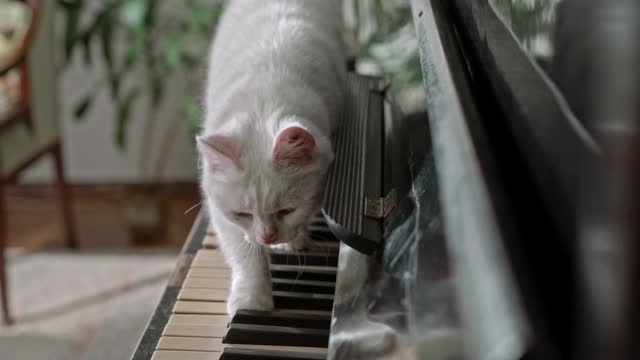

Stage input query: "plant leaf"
[
  {"left": 125, "top": 29, "right": 144, "bottom": 68},
  {"left": 150, "top": 75, "right": 164, "bottom": 106},
  {"left": 183, "top": 96, "right": 202, "bottom": 135},
  {"left": 73, "top": 95, "right": 92, "bottom": 120},
  {"left": 99, "top": 8, "right": 114, "bottom": 69},
  {"left": 62, "top": 0, "right": 83, "bottom": 63},
  {"left": 119, "top": 0, "right": 146, "bottom": 29},
  {"left": 115, "top": 89, "right": 140, "bottom": 149},
  {"left": 164, "top": 34, "right": 184, "bottom": 72},
  {"left": 142, "top": 0, "right": 157, "bottom": 27},
  {"left": 80, "top": 32, "right": 92, "bottom": 65},
  {"left": 108, "top": 72, "right": 121, "bottom": 101}
]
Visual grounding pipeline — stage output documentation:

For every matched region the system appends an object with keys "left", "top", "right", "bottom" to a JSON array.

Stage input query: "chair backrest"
[{"left": 1, "top": 0, "right": 61, "bottom": 181}]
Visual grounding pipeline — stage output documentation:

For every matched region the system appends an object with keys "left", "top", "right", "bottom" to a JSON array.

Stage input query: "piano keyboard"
[{"left": 148, "top": 213, "right": 340, "bottom": 360}]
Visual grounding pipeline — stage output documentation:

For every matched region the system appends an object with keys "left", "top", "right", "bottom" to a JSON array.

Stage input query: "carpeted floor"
[{"left": 0, "top": 250, "right": 178, "bottom": 360}]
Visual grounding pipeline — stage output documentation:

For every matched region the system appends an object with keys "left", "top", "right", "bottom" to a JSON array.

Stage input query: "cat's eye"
[
  {"left": 233, "top": 211, "right": 253, "bottom": 219},
  {"left": 276, "top": 208, "right": 295, "bottom": 218}
]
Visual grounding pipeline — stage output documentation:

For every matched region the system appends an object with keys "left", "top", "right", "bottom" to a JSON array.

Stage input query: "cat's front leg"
[
  {"left": 213, "top": 219, "right": 274, "bottom": 316},
  {"left": 228, "top": 257, "right": 273, "bottom": 316}
]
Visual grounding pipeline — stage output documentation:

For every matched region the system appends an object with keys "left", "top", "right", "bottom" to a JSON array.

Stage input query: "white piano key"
[
  {"left": 197, "top": 249, "right": 225, "bottom": 257},
  {"left": 162, "top": 324, "right": 228, "bottom": 338},
  {"left": 187, "top": 268, "right": 230, "bottom": 278},
  {"left": 168, "top": 314, "right": 229, "bottom": 325},
  {"left": 157, "top": 336, "right": 226, "bottom": 352},
  {"left": 183, "top": 278, "right": 230, "bottom": 289},
  {"left": 192, "top": 254, "right": 228, "bottom": 269},
  {"left": 151, "top": 350, "right": 220, "bottom": 360},
  {"left": 178, "top": 288, "right": 228, "bottom": 302},
  {"left": 173, "top": 301, "right": 227, "bottom": 315}
]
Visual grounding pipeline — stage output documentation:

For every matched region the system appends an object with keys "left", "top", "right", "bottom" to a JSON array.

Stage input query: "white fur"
[{"left": 198, "top": 0, "right": 346, "bottom": 316}]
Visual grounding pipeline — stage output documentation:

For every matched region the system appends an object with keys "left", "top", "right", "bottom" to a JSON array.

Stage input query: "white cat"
[{"left": 197, "top": 0, "right": 346, "bottom": 316}]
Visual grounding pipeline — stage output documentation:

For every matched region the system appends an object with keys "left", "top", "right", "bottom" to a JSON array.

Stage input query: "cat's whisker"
[
  {"left": 292, "top": 247, "right": 304, "bottom": 288},
  {"left": 184, "top": 201, "right": 204, "bottom": 215}
]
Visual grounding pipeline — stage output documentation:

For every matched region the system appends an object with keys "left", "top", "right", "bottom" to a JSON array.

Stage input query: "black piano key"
[
  {"left": 220, "top": 348, "right": 326, "bottom": 360},
  {"left": 310, "top": 216, "right": 327, "bottom": 225},
  {"left": 272, "top": 278, "right": 335, "bottom": 294},
  {"left": 269, "top": 251, "right": 339, "bottom": 267},
  {"left": 270, "top": 265, "right": 336, "bottom": 282},
  {"left": 232, "top": 310, "right": 331, "bottom": 329},
  {"left": 223, "top": 323, "right": 329, "bottom": 348},
  {"left": 273, "top": 291, "right": 334, "bottom": 311},
  {"left": 309, "top": 228, "right": 337, "bottom": 242}
]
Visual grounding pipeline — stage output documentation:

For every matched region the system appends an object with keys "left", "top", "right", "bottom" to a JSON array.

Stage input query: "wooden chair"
[{"left": 0, "top": 0, "right": 76, "bottom": 325}]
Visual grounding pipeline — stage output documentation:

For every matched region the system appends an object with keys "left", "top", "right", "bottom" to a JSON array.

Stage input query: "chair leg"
[
  {"left": 0, "top": 182, "right": 12, "bottom": 325},
  {"left": 53, "top": 144, "right": 77, "bottom": 249}
]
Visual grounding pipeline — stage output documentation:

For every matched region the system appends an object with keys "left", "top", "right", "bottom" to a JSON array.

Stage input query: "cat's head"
[{"left": 197, "top": 119, "right": 333, "bottom": 246}]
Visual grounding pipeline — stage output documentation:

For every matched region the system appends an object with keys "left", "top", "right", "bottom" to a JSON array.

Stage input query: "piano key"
[
  {"left": 223, "top": 323, "right": 329, "bottom": 347},
  {"left": 220, "top": 348, "right": 326, "bottom": 360},
  {"left": 194, "top": 250, "right": 225, "bottom": 258},
  {"left": 269, "top": 251, "right": 339, "bottom": 267},
  {"left": 231, "top": 310, "right": 331, "bottom": 329},
  {"left": 199, "top": 249, "right": 225, "bottom": 255},
  {"left": 192, "top": 253, "right": 228, "bottom": 268},
  {"left": 168, "top": 314, "right": 229, "bottom": 325},
  {"left": 273, "top": 309, "right": 332, "bottom": 316},
  {"left": 163, "top": 324, "right": 228, "bottom": 338},
  {"left": 271, "top": 278, "right": 335, "bottom": 294},
  {"left": 191, "top": 259, "right": 229, "bottom": 269},
  {"left": 157, "top": 337, "right": 224, "bottom": 351},
  {"left": 156, "top": 336, "right": 327, "bottom": 353},
  {"left": 271, "top": 264, "right": 336, "bottom": 271},
  {"left": 270, "top": 265, "right": 336, "bottom": 282},
  {"left": 310, "top": 216, "right": 326, "bottom": 225},
  {"left": 308, "top": 228, "right": 337, "bottom": 241},
  {"left": 187, "top": 268, "right": 231, "bottom": 278},
  {"left": 305, "top": 241, "right": 340, "bottom": 251},
  {"left": 151, "top": 350, "right": 220, "bottom": 360},
  {"left": 174, "top": 301, "right": 227, "bottom": 315},
  {"left": 273, "top": 291, "right": 334, "bottom": 311},
  {"left": 183, "top": 278, "right": 231, "bottom": 289},
  {"left": 178, "top": 288, "right": 228, "bottom": 302}
]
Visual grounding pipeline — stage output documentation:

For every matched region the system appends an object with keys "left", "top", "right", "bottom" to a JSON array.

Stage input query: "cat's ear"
[
  {"left": 197, "top": 135, "right": 241, "bottom": 174},
  {"left": 273, "top": 126, "right": 316, "bottom": 168}
]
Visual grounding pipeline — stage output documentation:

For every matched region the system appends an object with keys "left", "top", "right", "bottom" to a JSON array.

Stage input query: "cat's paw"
[
  {"left": 271, "top": 233, "right": 310, "bottom": 252},
  {"left": 227, "top": 287, "right": 274, "bottom": 316},
  {"left": 270, "top": 241, "right": 305, "bottom": 252}
]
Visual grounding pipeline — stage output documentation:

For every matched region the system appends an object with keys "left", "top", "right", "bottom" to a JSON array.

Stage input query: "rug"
[{"left": 0, "top": 250, "right": 178, "bottom": 360}]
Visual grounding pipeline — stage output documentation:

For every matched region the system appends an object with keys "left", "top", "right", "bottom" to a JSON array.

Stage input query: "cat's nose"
[{"left": 262, "top": 232, "right": 278, "bottom": 244}]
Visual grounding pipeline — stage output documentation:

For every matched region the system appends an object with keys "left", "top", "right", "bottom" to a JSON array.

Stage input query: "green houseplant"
[{"left": 58, "top": 0, "right": 224, "bottom": 244}]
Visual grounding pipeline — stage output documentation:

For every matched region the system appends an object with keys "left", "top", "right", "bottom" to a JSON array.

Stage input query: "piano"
[{"left": 132, "top": 0, "right": 640, "bottom": 359}]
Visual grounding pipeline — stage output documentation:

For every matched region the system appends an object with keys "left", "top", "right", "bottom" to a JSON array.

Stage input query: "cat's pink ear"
[
  {"left": 273, "top": 126, "right": 316, "bottom": 167},
  {"left": 197, "top": 135, "right": 241, "bottom": 172}
]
